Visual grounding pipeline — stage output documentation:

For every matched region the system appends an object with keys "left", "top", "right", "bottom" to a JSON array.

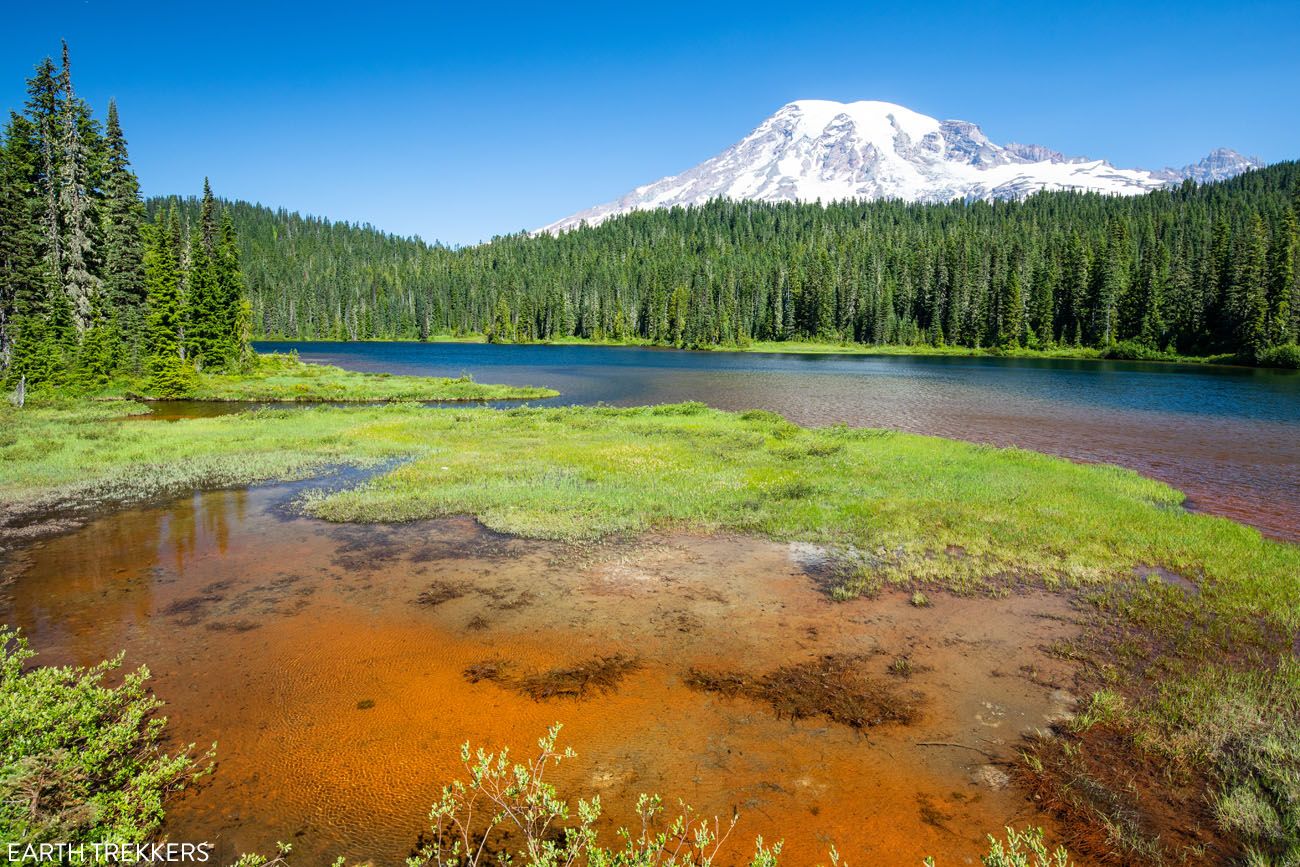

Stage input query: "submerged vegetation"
[
  {"left": 463, "top": 654, "right": 642, "bottom": 701},
  {"left": 683, "top": 654, "right": 917, "bottom": 730}
]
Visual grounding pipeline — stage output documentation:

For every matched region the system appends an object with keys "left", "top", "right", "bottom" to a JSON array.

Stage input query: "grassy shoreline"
[
  {"left": 72, "top": 352, "right": 560, "bottom": 404},
  {"left": 1, "top": 399, "right": 1296, "bottom": 862},
  {"left": 253, "top": 334, "right": 1283, "bottom": 368}
]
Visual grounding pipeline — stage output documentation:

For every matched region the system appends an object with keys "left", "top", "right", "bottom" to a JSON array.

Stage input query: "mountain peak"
[
  {"left": 1176, "top": 147, "right": 1263, "bottom": 182},
  {"left": 540, "top": 102, "right": 1261, "bottom": 233}
]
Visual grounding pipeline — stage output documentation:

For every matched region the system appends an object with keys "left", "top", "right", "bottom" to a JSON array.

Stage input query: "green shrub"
[
  {"left": 1099, "top": 341, "right": 1174, "bottom": 362},
  {"left": 147, "top": 355, "right": 199, "bottom": 398},
  {"left": 1256, "top": 343, "right": 1300, "bottom": 369},
  {"left": 0, "top": 627, "right": 211, "bottom": 845},
  {"left": 926, "top": 827, "right": 1070, "bottom": 866}
]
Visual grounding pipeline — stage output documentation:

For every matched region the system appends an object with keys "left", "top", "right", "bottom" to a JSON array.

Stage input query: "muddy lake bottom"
[{"left": 1, "top": 477, "right": 1088, "bottom": 865}]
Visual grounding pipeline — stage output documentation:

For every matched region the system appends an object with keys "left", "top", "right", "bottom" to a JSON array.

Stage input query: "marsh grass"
[
  {"left": 36, "top": 351, "right": 557, "bottom": 404},
  {"left": 176, "top": 353, "right": 557, "bottom": 402}
]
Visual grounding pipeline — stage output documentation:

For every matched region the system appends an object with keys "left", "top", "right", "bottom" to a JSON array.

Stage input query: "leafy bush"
[
  {"left": 926, "top": 827, "right": 1070, "bottom": 866},
  {"left": 0, "top": 627, "right": 211, "bottom": 845},
  {"left": 407, "top": 723, "right": 782, "bottom": 867},
  {"left": 1256, "top": 343, "right": 1300, "bottom": 369},
  {"left": 147, "top": 355, "right": 199, "bottom": 398},
  {"left": 1098, "top": 340, "right": 1175, "bottom": 362}
]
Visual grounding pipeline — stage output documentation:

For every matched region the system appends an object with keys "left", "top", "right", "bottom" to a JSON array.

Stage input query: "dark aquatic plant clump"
[
  {"left": 461, "top": 654, "right": 642, "bottom": 701},
  {"left": 684, "top": 654, "right": 918, "bottom": 730},
  {"left": 415, "top": 580, "right": 470, "bottom": 607}
]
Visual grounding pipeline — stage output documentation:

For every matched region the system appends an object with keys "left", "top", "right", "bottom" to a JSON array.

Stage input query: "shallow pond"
[{"left": 2, "top": 477, "right": 1083, "bottom": 865}]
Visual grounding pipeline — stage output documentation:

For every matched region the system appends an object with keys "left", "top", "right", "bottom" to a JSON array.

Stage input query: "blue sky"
[{"left": 4, "top": 1, "right": 1298, "bottom": 245}]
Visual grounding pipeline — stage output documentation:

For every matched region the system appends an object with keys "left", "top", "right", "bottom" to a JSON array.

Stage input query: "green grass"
[
  {"left": 1, "top": 398, "right": 1296, "bottom": 861},
  {"left": 3, "top": 400, "right": 1295, "bottom": 605},
  {"left": 123, "top": 352, "right": 558, "bottom": 402},
  {"left": 50, "top": 351, "right": 558, "bottom": 404}
]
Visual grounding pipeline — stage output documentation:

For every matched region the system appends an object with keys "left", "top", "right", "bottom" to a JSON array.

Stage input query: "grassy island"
[{"left": 80, "top": 351, "right": 559, "bottom": 403}]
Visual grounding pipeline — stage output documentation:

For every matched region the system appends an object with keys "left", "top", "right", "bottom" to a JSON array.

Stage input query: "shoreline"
[{"left": 251, "top": 334, "right": 1287, "bottom": 370}]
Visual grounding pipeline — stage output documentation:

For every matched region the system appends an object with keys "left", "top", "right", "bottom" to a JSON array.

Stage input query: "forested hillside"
[{"left": 157, "top": 163, "right": 1300, "bottom": 364}]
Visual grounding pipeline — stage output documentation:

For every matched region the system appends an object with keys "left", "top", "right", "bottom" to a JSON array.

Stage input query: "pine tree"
[
  {"left": 1028, "top": 258, "right": 1055, "bottom": 347},
  {"left": 1094, "top": 221, "right": 1129, "bottom": 345},
  {"left": 997, "top": 268, "right": 1024, "bottom": 348},
  {"left": 183, "top": 225, "right": 222, "bottom": 368},
  {"left": 100, "top": 100, "right": 145, "bottom": 311},
  {"left": 199, "top": 177, "right": 218, "bottom": 255},
  {"left": 25, "top": 57, "right": 62, "bottom": 288},
  {"left": 143, "top": 210, "right": 183, "bottom": 361},
  {"left": 0, "top": 113, "right": 45, "bottom": 376},
  {"left": 486, "top": 296, "right": 515, "bottom": 343},
  {"left": 1141, "top": 243, "right": 1169, "bottom": 348},
  {"left": 1058, "top": 234, "right": 1089, "bottom": 344},
  {"left": 55, "top": 42, "right": 101, "bottom": 333},
  {"left": 214, "top": 211, "right": 248, "bottom": 367},
  {"left": 1236, "top": 215, "right": 1270, "bottom": 359},
  {"left": 1266, "top": 207, "right": 1296, "bottom": 347}
]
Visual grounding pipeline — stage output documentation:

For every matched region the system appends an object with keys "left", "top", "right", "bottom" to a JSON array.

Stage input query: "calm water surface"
[
  {"left": 2, "top": 480, "right": 1083, "bottom": 865},
  {"left": 259, "top": 341, "right": 1300, "bottom": 541}
]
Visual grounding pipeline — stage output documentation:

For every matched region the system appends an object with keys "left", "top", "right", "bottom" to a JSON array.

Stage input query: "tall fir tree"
[
  {"left": 997, "top": 266, "right": 1024, "bottom": 348},
  {"left": 100, "top": 100, "right": 145, "bottom": 311},
  {"left": 215, "top": 211, "right": 250, "bottom": 367},
  {"left": 25, "top": 57, "right": 62, "bottom": 285},
  {"left": 143, "top": 208, "right": 183, "bottom": 362},
  {"left": 183, "top": 224, "right": 222, "bottom": 368},
  {"left": 1235, "top": 215, "right": 1270, "bottom": 358},
  {"left": 199, "top": 177, "right": 218, "bottom": 256},
  {"left": 55, "top": 41, "right": 101, "bottom": 333},
  {"left": 0, "top": 112, "right": 45, "bottom": 375}
]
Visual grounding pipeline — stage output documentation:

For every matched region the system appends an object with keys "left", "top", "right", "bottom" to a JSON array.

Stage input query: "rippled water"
[
  {"left": 1, "top": 479, "right": 1082, "bottom": 865},
  {"left": 258, "top": 341, "right": 1300, "bottom": 541}
]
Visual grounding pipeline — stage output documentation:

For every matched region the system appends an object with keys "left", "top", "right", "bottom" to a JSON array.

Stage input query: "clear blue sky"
[{"left": 5, "top": 0, "right": 1298, "bottom": 245}]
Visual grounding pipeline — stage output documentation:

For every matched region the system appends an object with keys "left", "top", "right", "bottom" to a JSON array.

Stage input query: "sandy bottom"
[{"left": 1, "top": 480, "right": 1086, "bottom": 865}]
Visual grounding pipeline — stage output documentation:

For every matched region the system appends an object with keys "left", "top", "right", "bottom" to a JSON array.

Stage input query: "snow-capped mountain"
[{"left": 540, "top": 100, "right": 1262, "bottom": 233}]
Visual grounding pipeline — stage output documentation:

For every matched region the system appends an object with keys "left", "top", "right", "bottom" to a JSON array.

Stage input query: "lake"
[{"left": 259, "top": 341, "right": 1300, "bottom": 541}]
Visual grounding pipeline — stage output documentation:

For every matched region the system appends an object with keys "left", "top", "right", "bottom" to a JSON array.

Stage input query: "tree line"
[
  {"left": 0, "top": 44, "right": 250, "bottom": 399},
  {"left": 165, "top": 160, "right": 1300, "bottom": 366}
]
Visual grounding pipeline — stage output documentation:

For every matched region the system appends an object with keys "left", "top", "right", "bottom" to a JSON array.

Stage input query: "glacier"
[{"left": 540, "top": 100, "right": 1261, "bottom": 233}]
